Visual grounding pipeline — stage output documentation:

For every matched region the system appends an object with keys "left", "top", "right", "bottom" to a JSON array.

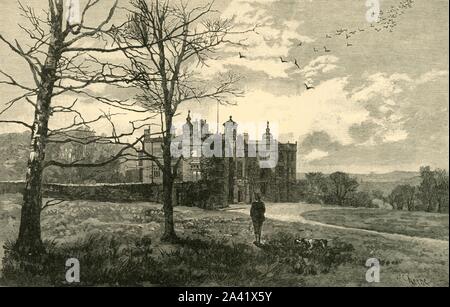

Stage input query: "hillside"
[
  {"left": 352, "top": 171, "right": 421, "bottom": 183},
  {"left": 297, "top": 171, "right": 420, "bottom": 183},
  {"left": 354, "top": 172, "right": 422, "bottom": 195},
  {"left": 297, "top": 171, "right": 422, "bottom": 195}
]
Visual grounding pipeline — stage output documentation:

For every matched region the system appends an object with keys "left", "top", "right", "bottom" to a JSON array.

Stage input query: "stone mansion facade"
[{"left": 139, "top": 112, "right": 298, "bottom": 204}]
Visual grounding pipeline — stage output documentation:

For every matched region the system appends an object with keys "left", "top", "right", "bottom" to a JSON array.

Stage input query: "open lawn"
[
  {"left": 0, "top": 194, "right": 448, "bottom": 287},
  {"left": 303, "top": 209, "right": 449, "bottom": 241}
]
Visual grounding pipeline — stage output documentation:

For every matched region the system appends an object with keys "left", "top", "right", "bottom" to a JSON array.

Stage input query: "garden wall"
[
  {"left": 0, "top": 181, "right": 228, "bottom": 209},
  {"left": 0, "top": 181, "right": 162, "bottom": 203}
]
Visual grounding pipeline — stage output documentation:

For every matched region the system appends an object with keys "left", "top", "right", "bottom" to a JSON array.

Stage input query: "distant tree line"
[
  {"left": 298, "top": 172, "right": 375, "bottom": 208},
  {"left": 380, "top": 167, "right": 448, "bottom": 213},
  {"left": 298, "top": 167, "right": 449, "bottom": 214}
]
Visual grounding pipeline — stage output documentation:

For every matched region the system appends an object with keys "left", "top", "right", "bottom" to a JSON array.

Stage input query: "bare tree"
[
  {"left": 0, "top": 0, "right": 150, "bottom": 256},
  {"left": 113, "top": 0, "right": 251, "bottom": 241},
  {"left": 434, "top": 169, "right": 449, "bottom": 213},
  {"left": 327, "top": 172, "right": 359, "bottom": 206},
  {"left": 418, "top": 166, "right": 437, "bottom": 212},
  {"left": 389, "top": 185, "right": 416, "bottom": 211}
]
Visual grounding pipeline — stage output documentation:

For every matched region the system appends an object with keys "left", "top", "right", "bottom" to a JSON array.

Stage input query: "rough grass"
[
  {"left": 1, "top": 233, "right": 355, "bottom": 287},
  {"left": 303, "top": 209, "right": 449, "bottom": 241},
  {"left": 0, "top": 195, "right": 448, "bottom": 287}
]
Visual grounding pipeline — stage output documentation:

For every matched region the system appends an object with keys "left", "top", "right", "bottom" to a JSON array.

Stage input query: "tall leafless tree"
[
  {"left": 0, "top": 0, "right": 152, "bottom": 256},
  {"left": 113, "top": 0, "right": 252, "bottom": 242}
]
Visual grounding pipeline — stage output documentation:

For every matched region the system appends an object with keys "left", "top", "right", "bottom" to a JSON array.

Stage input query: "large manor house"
[{"left": 138, "top": 112, "right": 298, "bottom": 204}]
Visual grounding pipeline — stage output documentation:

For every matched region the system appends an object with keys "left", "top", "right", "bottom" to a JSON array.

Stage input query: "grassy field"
[
  {"left": 303, "top": 209, "right": 449, "bottom": 241},
  {"left": 0, "top": 194, "right": 448, "bottom": 287}
]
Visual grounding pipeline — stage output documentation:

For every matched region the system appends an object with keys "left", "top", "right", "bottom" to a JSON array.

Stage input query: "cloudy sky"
[{"left": 0, "top": 0, "right": 448, "bottom": 174}]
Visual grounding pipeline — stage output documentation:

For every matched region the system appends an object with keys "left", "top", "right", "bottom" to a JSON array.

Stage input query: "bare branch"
[{"left": 0, "top": 120, "right": 33, "bottom": 130}]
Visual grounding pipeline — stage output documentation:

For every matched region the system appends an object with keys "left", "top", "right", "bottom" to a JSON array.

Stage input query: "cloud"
[
  {"left": 195, "top": 0, "right": 314, "bottom": 79},
  {"left": 304, "top": 149, "right": 329, "bottom": 162},
  {"left": 300, "top": 131, "right": 342, "bottom": 153},
  {"left": 348, "top": 120, "right": 382, "bottom": 144},
  {"left": 383, "top": 129, "right": 409, "bottom": 143},
  {"left": 351, "top": 73, "right": 413, "bottom": 103},
  {"left": 417, "top": 70, "right": 449, "bottom": 84},
  {"left": 196, "top": 77, "right": 369, "bottom": 145},
  {"left": 222, "top": 0, "right": 278, "bottom": 25},
  {"left": 300, "top": 55, "right": 340, "bottom": 79},
  {"left": 346, "top": 69, "right": 449, "bottom": 146},
  {"left": 199, "top": 57, "right": 292, "bottom": 78},
  {"left": 297, "top": 67, "right": 448, "bottom": 173}
]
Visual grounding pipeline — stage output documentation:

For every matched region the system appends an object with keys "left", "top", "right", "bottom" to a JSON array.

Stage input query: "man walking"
[{"left": 250, "top": 194, "right": 266, "bottom": 245}]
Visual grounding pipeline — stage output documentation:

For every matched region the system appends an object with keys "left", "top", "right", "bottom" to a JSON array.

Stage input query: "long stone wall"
[
  {"left": 0, "top": 181, "right": 229, "bottom": 209},
  {"left": 173, "top": 182, "right": 228, "bottom": 210},
  {"left": 0, "top": 181, "right": 24, "bottom": 195},
  {"left": 0, "top": 181, "right": 162, "bottom": 203}
]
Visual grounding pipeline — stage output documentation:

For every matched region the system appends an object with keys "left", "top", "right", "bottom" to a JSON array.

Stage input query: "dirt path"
[{"left": 232, "top": 203, "right": 449, "bottom": 247}]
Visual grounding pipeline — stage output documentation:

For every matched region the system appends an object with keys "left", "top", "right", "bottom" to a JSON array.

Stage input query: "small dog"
[{"left": 295, "top": 238, "right": 328, "bottom": 251}]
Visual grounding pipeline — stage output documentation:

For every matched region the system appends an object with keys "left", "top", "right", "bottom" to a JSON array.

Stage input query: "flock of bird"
[{"left": 237, "top": 0, "right": 415, "bottom": 91}]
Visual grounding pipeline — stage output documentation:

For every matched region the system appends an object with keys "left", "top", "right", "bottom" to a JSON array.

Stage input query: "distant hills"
[
  {"left": 297, "top": 171, "right": 420, "bottom": 182},
  {"left": 351, "top": 171, "right": 421, "bottom": 183},
  {"left": 355, "top": 172, "right": 422, "bottom": 195},
  {"left": 297, "top": 171, "right": 422, "bottom": 195}
]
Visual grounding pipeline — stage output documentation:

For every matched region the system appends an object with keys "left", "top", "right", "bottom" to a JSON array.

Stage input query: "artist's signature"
[{"left": 398, "top": 274, "right": 432, "bottom": 287}]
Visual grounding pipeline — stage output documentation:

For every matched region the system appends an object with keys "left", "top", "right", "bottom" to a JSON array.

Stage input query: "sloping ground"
[{"left": 302, "top": 209, "right": 449, "bottom": 241}]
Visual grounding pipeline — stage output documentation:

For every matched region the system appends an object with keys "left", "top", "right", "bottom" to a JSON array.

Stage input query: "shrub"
[
  {"left": 1, "top": 234, "right": 156, "bottom": 287},
  {"left": 344, "top": 192, "right": 375, "bottom": 208},
  {"left": 261, "top": 233, "right": 355, "bottom": 275}
]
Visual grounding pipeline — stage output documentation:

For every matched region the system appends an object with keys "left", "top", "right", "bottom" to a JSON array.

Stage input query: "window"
[
  {"left": 193, "top": 171, "right": 202, "bottom": 181},
  {"left": 152, "top": 167, "right": 161, "bottom": 178}
]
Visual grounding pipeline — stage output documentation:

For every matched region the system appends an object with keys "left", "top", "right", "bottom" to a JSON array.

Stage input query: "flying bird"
[
  {"left": 323, "top": 46, "right": 331, "bottom": 53},
  {"left": 297, "top": 41, "right": 303, "bottom": 47},
  {"left": 347, "top": 42, "right": 353, "bottom": 47},
  {"left": 313, "top": 47, "right": 319, "bottom": 52},
  {"left": 304, "top": 83, "right": 315, "bottom": 90},
  {"left": 280, "top": 57, "right": 288, "bottom": 63},
  {"left": 239, "top": 52, "right": 246, "bottom": 59},
  {"left": 294, "top": 59, "right": 301, "bottom": 69}
]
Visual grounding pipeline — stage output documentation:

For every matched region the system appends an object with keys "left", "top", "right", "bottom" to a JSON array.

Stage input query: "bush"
[
  {"left": 304, "top": 194, "right": 324, "bottom": 205},
  {"left": 261, "top": 233, "right": 355, "bottom": 275},
  {"left": 344, "top": 192, "right": 375, "bottom": 208},
  {"left": 1, "top": 234, "right": 156, "bottom": 287}
]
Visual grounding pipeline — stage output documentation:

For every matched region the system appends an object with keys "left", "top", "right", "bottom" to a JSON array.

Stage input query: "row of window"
[{"left": 150, "top": 165, "right": 200, "bottom": 179}]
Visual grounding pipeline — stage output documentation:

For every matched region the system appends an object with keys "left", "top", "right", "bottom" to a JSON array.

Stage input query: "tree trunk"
[
  {"left": 16, "top": 90, "right": 53, "bottom": 256},
  {"left": 426, "top": 198, "right": 434, "bottom": 212},
  {"left": 15, "top": 5, "right": 63, "bottom": 256},
  {"left": 437, "top": 199, "right": 442, "bottom": 213},
  {"left": 161, "top": 137, "right": 177, "bottom": 242},
  {"left": 17, "top": 158, "right": 45, "bottom": 256}
]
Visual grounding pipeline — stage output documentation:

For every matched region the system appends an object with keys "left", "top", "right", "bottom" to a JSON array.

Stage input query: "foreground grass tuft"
[{"left": 1, "top": 232, "right": 355, "bottom": 287}]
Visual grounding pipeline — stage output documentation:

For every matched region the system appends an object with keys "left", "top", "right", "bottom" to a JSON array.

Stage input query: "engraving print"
[{"left": 0, "top": 0, "right": 448, "bottom": 288}]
